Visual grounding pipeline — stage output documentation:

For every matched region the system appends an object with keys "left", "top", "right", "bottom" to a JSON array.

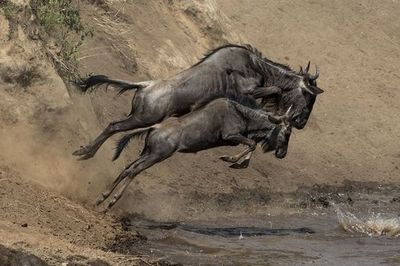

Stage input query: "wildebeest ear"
[
  {"left": 303, "top": 85, "right": 324, "bottom": 95},
  {"left": 310, "top": 85, "right": 324, "bottom": 95}
]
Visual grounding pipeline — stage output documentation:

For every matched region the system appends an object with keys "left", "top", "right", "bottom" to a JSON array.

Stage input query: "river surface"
[{"left": 126, "top": 203, "right": 400, "bottom": 266}]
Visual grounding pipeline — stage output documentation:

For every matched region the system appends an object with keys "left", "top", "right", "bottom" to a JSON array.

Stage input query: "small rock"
[
  {"left": 390, "top": 197, "right": 400, "bottom": 203},
  {"left": 21, "top": 223, "right": 28, "bottom": 228},
  {"left": 318, "top": 197, "right": 330, "bottom": 208},
  {"left": 347, "top": 196, "right": 353, "bottom": 204}
]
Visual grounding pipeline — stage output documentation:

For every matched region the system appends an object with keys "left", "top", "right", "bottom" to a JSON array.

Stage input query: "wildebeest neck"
[
  {"left": 229, "top": 100, "right": 276, "bottom": 132},
  {"left": 253, "top": 57, "right": 301, "bottom": 90}
]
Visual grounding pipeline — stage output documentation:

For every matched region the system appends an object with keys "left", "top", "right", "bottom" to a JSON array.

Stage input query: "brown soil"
[{"left": 0, "top": 0, "right": 399, "bottom": 264}]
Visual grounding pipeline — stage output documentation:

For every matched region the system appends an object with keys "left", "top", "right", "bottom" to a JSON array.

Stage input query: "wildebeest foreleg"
[
  {"left": 73, "top": 116, "right": 146, "bottom": 160},
  {"left": 219, "top": 146, "right": 253, "bottom": 163},
  {"left": 219, "top": 134, "right": 256, "bottom": 164}
]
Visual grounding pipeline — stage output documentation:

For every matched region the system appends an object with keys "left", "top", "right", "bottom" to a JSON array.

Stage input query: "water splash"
[{"left": 334, "top": 204, "right": 400, "bottom": 237}]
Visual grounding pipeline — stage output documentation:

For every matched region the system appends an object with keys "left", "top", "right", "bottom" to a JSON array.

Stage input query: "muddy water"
[{"left": 126, "top": 202, "right": 400, "bottom": 266}]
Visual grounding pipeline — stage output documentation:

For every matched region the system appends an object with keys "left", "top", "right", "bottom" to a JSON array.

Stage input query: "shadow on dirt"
[{"left": 0, "top": 244, "right": 47, "bottom": 266}]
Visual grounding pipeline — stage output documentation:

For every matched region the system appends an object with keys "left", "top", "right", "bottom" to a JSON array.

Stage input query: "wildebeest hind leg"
[
  {"left": 105, "top": 154, "right": 167, "bottom": 209},
  {"left": 73, "top": 116, "right": 149, "bottom": 160},
  {"left": 95, "top": 159, "right": 139, "bottom": 206}
]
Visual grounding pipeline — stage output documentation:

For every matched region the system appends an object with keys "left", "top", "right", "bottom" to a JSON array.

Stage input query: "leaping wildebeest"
[
  {"left": 73, "top": 44, "right": 323, "bottom": 160},
  {"left": 96, "top": 97, "right": 293, "bottom": 209}
]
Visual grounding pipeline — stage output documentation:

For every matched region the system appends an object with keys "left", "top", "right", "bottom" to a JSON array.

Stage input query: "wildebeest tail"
[
  {"left": 113, "top": 126, "right": 154, "bottom": 161},
  {"left": 75, "top": 74, "right": 150, "bottom": 95}
]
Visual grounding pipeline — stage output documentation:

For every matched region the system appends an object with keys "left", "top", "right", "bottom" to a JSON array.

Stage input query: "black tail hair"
[
  {"left": 113, "top": 127, "right": 154, "bottom": 161},
  {"left": 75, "top": 74, "right": 142, "bottom": 95}
]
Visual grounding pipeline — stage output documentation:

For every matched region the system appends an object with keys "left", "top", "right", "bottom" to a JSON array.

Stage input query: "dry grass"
[
  {"left": 0, "top": 0, "right": 19, "bottom": 21},
  {"left": 81, "top": 10, "right": 137, "bottom": 71},
  {"left": 29, "top": 0, "right": 92, "bottom": 78},
  {"left": 1, "top": 65, "right": 41, "bottom": 88}
]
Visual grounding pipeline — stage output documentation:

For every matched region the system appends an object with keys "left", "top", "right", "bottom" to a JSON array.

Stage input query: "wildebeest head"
[{"left": 278, "top": 62, "right": 323, "bottom": 129}]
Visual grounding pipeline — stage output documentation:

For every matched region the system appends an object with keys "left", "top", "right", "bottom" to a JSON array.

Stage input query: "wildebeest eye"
[{"left": 306, "top": 78, "right": 314, "bottom": 86}]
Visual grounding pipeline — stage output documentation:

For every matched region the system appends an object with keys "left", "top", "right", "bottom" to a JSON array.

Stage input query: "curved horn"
[
  {"left": 299, "top": 66, "right": 303, "bottom": 74},
  {"left": 309, "top": 65, "right": 320, "bottom": 81},
  {"left": 305, "top": 61, "right": 311, "bottom": 73},
  {"left": 283, "top": 105, "right": 293, "bottom": 126},
  {"left": 285, "top": 105, "right": 293, "bottom": 116}
]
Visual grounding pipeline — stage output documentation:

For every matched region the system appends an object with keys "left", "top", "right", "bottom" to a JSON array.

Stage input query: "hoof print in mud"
[{"left": 103, "top": 233, "right": 147, "bottom": 255}]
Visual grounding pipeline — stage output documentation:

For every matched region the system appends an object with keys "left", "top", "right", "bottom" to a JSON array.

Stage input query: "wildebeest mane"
[
  {"left": 193, "top": 44, "right": 301, "bottom": 92},
  {"left": 191, "top": 43, "right": 251, "bottom": 68},
  {"left": 261, "top": 57, "right": 292, "bottom": 72},
  {"left": 250, "top": 55, "right": 300, "bottom": 91},
  {"left": 193, "top": 43, "right": 295, "bottom": 73}
]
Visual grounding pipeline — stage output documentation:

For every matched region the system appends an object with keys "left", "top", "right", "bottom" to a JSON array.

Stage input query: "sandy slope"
[
  {"left": 0, "top": 166, "right": 148, "bottom": 265},
  {"left": 218, "top": 0, "right": 400, "bottom": 188}
]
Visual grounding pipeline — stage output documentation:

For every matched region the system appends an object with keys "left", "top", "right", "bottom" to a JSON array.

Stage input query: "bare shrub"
[{"left": 1, "top": 65, "right": 41, "bottom": 88}]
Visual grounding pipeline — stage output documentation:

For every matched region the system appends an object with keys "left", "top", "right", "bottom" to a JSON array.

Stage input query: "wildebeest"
[
  {"left": 73, "top": 44, "right": 323, "bottom": 160},
  {"left": 96, "top": 97, "right": 292, "bottom": 209}
]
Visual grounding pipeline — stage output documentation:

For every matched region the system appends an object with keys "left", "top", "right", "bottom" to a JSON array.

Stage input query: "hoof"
[
  {"left": 107, "top": 194, "right": 122, "bottom": 209},
  {"left": 229, "top": 160, "right": 250, "bottom": 169},
  {"left": 219, "top": 155, "right": 237, "bottom": 163},
  {"left": 107, "top": 200, "right": 116, "bottom": 209},
  {"left": 100, "top": 207, "right": 109, "bottom": 214},
  {"left": 77, "top": 153, "right": 95, "bottom": 161},
  {"left": 93, "top": 206, "right": 109, "bottom": 214},
  {"left": 95, "top": 191, "right": 110, "bottom": 206},
  {"left": 72, "top": 146, "right": 91, "bottom": 156},
  {"left": 95, "top": 196, "right": 105, "bottom": 206}
]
